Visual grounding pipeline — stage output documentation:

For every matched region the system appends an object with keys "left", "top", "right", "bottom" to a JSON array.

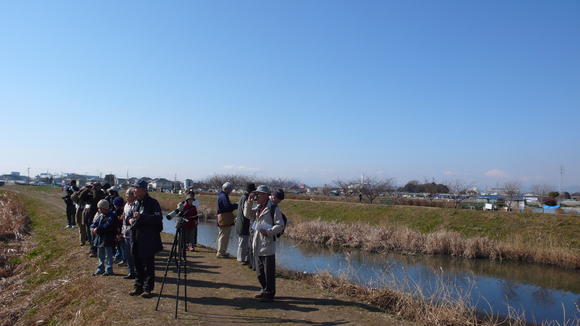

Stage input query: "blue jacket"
[
  {"left": 90, "top": 210, "right": 117, "bottom": 247},
  {"left": 217, "top": 190, "right": 238, "bottom": 214}
]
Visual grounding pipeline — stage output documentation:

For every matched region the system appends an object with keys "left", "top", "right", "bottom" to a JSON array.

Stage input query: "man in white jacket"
[{"left": 243, "top": 185, "right": 284, "bottom": 302}]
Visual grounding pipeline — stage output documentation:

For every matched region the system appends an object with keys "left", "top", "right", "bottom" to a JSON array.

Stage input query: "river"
[{"left": 162, "top": 218, "right": 579, "bottom": 324}]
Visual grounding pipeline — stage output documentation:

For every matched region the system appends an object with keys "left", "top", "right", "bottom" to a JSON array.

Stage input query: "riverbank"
[
  {"left": 2, "top": 186, "right": 558, "bottom": 325},
  {"left": 0, "top": 186, "right": 408, "bottom": 325},
  {"left": 152, "top": 192, "right": 580, "bottom": 269}
]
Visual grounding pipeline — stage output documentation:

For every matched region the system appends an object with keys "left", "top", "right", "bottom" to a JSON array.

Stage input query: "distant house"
[
  {"left": 572, "top": 193, "right": 580, "bottom": 201},
  {"left": 150, "top": 178, "right": 174, "bottom": 192}
]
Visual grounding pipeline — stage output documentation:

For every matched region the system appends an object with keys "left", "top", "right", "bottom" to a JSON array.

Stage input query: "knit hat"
[{"left": 112, "top": 197, "right": 124, "bottom": 207}]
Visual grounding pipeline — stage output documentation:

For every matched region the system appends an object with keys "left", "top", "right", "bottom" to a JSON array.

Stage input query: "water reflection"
[{"left": 162, "top": 218, "right": 579, "bottom": 324}]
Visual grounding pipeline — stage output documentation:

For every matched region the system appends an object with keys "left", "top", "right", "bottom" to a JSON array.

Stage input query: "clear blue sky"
[{"left": 1, "top": 1, "right": 579, "bottom": 190}]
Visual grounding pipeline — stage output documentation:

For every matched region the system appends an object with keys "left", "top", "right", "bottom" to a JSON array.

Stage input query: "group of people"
[
  {"left": 62, "top": 178, "right": 287, "bottom": 303},
  {"left": 215, "top": 182, "right": 286, "bottom": 302},
  {"left": 63, "top": 179, "right": 163, "bottom": 298}
]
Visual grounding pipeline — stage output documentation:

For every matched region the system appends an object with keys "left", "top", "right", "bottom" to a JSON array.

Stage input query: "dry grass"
[
  {"left": 0, "top": 192, "right": 32, "bottom": 326},
  {"left": 286, "top": 220, "right": 580, "bottom": 269},
  {"left": 0, "top": 192, "right": 28, "bottom": 241},
  {"left": 280, "top": 270, "right": 579, "bottom": 326},
  {"left": 281, "top": 270, "right": 512, "bottom": 326}
]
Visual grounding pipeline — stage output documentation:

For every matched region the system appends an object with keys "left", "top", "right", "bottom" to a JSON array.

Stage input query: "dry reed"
[
  {"left": 280, "top": 270, "right": 531, "bottom": 326},
  {"left": 286, "top": 220, "right": 580, "bottom": 269}
]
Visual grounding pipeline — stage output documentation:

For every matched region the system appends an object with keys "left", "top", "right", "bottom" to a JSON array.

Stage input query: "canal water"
[{"left": 162, "top": 218, "right": 579, "bottom": 324}]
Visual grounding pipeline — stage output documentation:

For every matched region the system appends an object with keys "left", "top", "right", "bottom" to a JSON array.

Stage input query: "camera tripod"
[{"left": 155, "top": 221, "right": 189, "bottom": 318}]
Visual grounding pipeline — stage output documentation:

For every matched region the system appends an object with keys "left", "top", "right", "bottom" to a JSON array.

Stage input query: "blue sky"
[{"left": 1, "top": 1, "right": 579, "bottom": 190}]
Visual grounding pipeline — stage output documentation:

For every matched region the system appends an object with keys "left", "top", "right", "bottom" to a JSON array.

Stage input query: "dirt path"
[{"left": 6, "top": 187, "right": 410, "bottom": 326}]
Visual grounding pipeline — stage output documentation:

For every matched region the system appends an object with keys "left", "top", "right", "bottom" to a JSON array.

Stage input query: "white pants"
[
  {"left": 237, "top": 235, "right": 250, "bottom": 262},
  {"left": 217, "top": 226, "right": 232, "bottom": 255}
]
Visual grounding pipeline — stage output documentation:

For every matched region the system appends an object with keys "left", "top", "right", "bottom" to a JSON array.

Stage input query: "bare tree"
[
  {"left": 360, "top": 177, "right": 395, "bottom": 204},
  {"left": 446, "top": 179, "right": 473, "bottom": 209},
  {"left": 531, "top": 184, "right": 553, "bottom": 205},
  {"left": 321, "top": 184, "right": 334, "bottom": 196},
  {"left": 333, "top": 179, "right": 357, "bottom": 200},
  {"left": 503, "top": 181, "right": 521, "bottom": 211}
]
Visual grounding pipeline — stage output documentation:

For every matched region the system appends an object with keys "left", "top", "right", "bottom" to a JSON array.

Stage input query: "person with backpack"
[
  {"left": 181, "top": 193, "right": 200, "bottom": 251},
  {"left": 243, "top": 185, "right": 285, "bottom": 302},
  {"left": 235, "top": 183, "right": 256, "bottom": 265},
  {"left": 216, "top": 182, "right": 238, "bottom": 258}
]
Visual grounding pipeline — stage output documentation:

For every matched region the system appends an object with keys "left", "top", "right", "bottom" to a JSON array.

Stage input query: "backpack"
[{"left": 268, "top": 203, "right": 287, "bottom": 238}]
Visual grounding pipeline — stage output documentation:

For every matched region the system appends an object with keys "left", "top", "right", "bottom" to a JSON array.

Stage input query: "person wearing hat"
[
  {"left": 244, "top": 185, "right": 285, "bottom": 302},
  {"left": 90, "top": 199, "right": 117, "bottom": 276},
  {"left": 180, "top": 193, "right": 201, "bottom": 251},
  {"left": 216, "top": 182, "right": 238, "bottom": 258},
  {"left": 128, "top": 179, "right": 163, "bottom": 298}
]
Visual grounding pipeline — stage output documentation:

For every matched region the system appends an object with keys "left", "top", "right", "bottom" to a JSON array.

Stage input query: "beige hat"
[{"left": 97, "top": 199, "right": 109, "bottom": 209}]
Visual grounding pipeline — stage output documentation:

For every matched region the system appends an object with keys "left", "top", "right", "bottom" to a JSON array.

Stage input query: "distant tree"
[
  {"left": 333, "top": 179, "right": 357, "bottom": 199},
  {"left": 360, "top": 177, "right": 395, "bottom": 204},
  {"left": 503, "top": 181, "right": 521, "bottom": 212},
  {"left": 321, "top": 184, "right": 334, "bottom": 196},
  {"left": 446, "top": 179, "right": 473, "bottom": 209},
  {"left": 548, "top": 191, "right": 560, "bottom": 199},
  {"left": 531, "top": 184, "right": 553, "bottom": 204}
]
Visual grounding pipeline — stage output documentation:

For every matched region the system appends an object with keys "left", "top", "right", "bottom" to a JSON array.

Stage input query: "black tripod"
[{"left": 155, "top": 220, "right": 189, "bottom": 318}]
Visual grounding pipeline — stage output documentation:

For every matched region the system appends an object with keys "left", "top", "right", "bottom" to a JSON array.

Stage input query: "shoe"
[
  {"left": 123, "top": 274, "right": 136, "bottom": 279},
  {"left": 89, "top": 252, "right": 96, "bottom": 258},
  {"left": 216, "top": 253, "right": 229, "bottom": 258},
  {"left": 103, "top": 272, "right": 113, "bottom": 276},
  {"left": 254, "top": 293, "right": 263, "bottom": 298},
  {"left": 93, "top": 271, "right": 104, "bottom": 276},
  {"left": 65, "top": 225, "right": 71, "bottom": 229},
  {"left": 71, "top": 225, "right": 77, "bottom": 228},
  {"left": 129, "top": 288, "right": 143, "bottom": 296},
  {"left": 80, "top": 243, "right": 85, "bottom": 246},
  {"left": 239, "top": 261, "right": 249, "bottom": 265},
  {"left": 140, "top": 291, "right": 153, "bottom": 298}
]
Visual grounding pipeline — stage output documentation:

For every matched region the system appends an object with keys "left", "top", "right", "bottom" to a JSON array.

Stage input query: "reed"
[{"left": 285, "top": 220, "right": 580, "bottom": 269}]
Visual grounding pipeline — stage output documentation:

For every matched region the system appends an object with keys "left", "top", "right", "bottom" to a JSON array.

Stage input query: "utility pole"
[
  {"left": 27, "top": 167, "right": 30, "bottom": 185},
  {"left": 560, "top": 165, "right": 564, "bottom": 194}
]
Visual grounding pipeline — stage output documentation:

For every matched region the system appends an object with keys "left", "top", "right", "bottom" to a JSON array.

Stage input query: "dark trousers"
[
  {"left": 256, "top": 255, "right": 276, "bottom": 298},
  {"left": 65, "top": 202, "right": 76, "bottom": 226},
  {"left": 134, "top": 254, "right": 155, "bottom": 292}
]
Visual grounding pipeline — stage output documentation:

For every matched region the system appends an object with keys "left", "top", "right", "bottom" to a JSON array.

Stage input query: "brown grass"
[
  {"left": 280, "top": 270, "right": 525, "bottom": 326},
  {"left": 286, "top": 220, "right": 580, "bottom": 269},
  {"left": 281, "top": 269, "right": 579, "bottom": 326},
  {"left": 0, "top": 192, "right": 32, "bottom": 326}
]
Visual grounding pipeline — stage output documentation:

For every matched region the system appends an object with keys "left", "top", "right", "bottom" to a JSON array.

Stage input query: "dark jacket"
[
  {"left": 235, "top": 193, "right": 251, "bottom": 236},
  {"left": 131, "top": 194, "right": 163, "bottom": 257},
  {"left": 217, "top": 190, "right": 238, "bottom": 214},
  {"left": 62, "top": 185, "right": 78, "bottom": 205},
  {"left": 90, "top": 210, "right": 117, "bottom": 247},
  {"left": 80, "top": 188, "right": 105, "bottom": 224}
]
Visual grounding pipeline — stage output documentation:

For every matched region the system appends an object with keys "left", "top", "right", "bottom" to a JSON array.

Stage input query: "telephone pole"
[{"left": 559, "top": 165, "right": 564, "bottom": 194}]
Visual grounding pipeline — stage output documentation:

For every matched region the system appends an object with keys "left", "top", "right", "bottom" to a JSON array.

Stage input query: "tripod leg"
[
  {"left": 184, "top": 237, "right": 188, "bottom": 312},
  {"left": 155, "top": 229, "right": 179, "bottom": 311},
  {"left": 175, "top": 228, "right": 181, "bottom": 319}
]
